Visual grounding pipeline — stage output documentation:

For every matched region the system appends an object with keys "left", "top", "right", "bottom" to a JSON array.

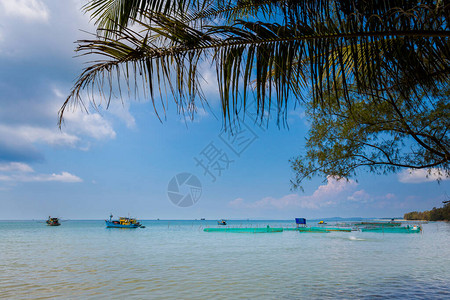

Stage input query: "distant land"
[{"left": 404, "top": 202, "right": 450, "bottom": 221}]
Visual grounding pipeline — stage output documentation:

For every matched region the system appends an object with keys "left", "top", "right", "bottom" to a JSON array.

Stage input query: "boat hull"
[
  {"left": 105, "top": 220, "right": 140, "bottom": 228},
  {"left": 46, "top": 223, "right": 61, "bottom": 226},
  {"left": 46, "top": 218, "right": 61, "bottom": 226}
]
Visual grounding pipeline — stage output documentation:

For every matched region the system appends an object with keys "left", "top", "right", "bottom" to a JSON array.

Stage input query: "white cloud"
[
  {"left": 63, "top": 110, "right": 116, "bottom": 140},
  {"left": 0, "top": 88, "right": 118, "bottom": 162},
  {"left": 55, "top": 89, "right": 118, "bottom": 140},
  {"left": 398, "top": 168, "right": 449, "bottom": 184},
  {"left": 384, "top": 193, "right": 396, "bottom": 200},
  {"left": 289, "top": 110, "right": 306, "bottom": 119},
  {"left": 347, "top": 189, "right": 372, "bottom": 202},
  {"left": 19, "top": 171, "right": 82, "bottom": 183},
  {"left": 0, "top": 0, "right": 94, "bottom": 58},
  {"left": 347, "top": 190, "right": 395, "bottom": 204},
  {"left": 229, "top": 197, "right": 245, "bottom": 207},
  {"left": 0, "top": 0, "right": 49, "bottom": 22},
  {"left": 178, "top": 106, "right": 211, "bottom": 123},
  {"left": 0, "top": 162, "right": 34, "bottom": 173},
  {"left": 230, "top": 176, "right": 357, "bottom": 210},
  {"left": 0, "top": 162, "right": 82, "bottom": 183},
  {"left": 196, "top": 107, "right": 209, "bottom": 118},
  {"left": 198, "top": 61, "right": 219, "bottom": 97},
  {"left": 0, "top": 175, "right": 12, "bottom": 181},
  {"left": 106, "top": 101, "right": 136, "bottom": 129},
  {"left": 0, "top": 124, "right": 80, "bottom": 148}
]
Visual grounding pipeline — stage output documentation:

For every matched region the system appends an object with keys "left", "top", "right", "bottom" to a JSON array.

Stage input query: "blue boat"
[{"left": 105, "top": 215, "right": 145, "bottom": 228}]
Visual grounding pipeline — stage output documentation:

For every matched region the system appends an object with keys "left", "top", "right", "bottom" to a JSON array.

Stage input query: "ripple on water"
[{"left": 0, "top": 221, "right": 449, "bottom": 298}]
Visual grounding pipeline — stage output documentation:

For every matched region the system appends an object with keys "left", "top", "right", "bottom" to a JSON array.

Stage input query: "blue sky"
[{"left": 0, "top": 0, "right": 448, "bottom": 220}]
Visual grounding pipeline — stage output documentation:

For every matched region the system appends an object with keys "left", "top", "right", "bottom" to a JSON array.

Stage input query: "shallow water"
[{"left": 1, "top": 220, "right": 449, "bottom": 299}]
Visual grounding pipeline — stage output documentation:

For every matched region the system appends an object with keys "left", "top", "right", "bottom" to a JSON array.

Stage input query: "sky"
[{"left": 0, "top": 0, "right": 448, "bottom": 220}]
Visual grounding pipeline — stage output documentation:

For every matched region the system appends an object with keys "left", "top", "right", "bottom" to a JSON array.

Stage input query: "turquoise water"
[{"left": 1, "top": 220, "right": 449, "bottom": 299}]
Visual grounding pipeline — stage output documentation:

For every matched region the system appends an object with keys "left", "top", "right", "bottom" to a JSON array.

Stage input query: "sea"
[{"left": 0, "top": 220, "right": 449, "bottom": 299}]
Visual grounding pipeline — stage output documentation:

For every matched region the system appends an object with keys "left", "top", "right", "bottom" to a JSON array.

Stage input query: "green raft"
[
  {"left": 361, "top": 225, "right": 421, "bottom": 233},
  {"left": 284, "top": 227, "right": 352, "bottom": 233},
  {"left": 355, "top": 222, "right": 402, "bottom": 227},
  {"left": 204, "top": 226, "right": 283, "bottom": 233}
]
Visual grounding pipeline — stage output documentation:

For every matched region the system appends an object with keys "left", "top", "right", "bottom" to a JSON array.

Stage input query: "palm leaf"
[{"left": 62, "top": 0, "right": 450, "bottom": 126}]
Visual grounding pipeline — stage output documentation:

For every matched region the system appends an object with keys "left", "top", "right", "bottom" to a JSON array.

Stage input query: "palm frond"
[{"left": 62, "top": 0, "right": 450, "bottom": 127}]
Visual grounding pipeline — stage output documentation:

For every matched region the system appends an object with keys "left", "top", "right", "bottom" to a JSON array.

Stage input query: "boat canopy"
[{"left": 295, "top": 218, "right": 306, "bottom": 225}]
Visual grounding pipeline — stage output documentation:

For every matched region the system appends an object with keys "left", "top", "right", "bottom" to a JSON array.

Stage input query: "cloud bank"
[
  {"left": 0, "top": 0, "right": 49, "bottom": 22},
  {"left": 0, "top": 162, "right": 82, "bottom": 185},
  {"left": 398, "top": 168, "right": 449, "bottom": 184},
  {"left": 229, "top": 176, "right": 400, "bottom": 211},
  {"left": 230, "top": 176, "right": 358, "bottom": 210}
]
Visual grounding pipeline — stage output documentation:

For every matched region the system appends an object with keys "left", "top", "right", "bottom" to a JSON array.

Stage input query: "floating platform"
[
  {"left": 203, "top": 227, "right": 283, "bottom": 233},
  {"left": 361, "top": 225, "right": 421, "bottom": 233},
  {"left": 354, "top": 222, "right": 401, "bottom": 227},
  {"left": 285, "top": 227, "right": 352, "bottom": 233}
]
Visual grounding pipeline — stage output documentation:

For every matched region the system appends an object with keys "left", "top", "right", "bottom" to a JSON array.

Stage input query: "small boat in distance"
[
  {"left": 218, "top": 219, "right": 227, "bottom": 225},
  {"left": 46, "top": 216, "right": 61, "bottom": 226},
  {"left": 105, "top": 215, "right": 145, "bottom": 228},
  {"left": 318, "top": 220, "right": 327, "bottom": 225}
]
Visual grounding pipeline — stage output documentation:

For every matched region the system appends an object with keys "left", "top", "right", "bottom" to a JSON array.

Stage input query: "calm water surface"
[{"left": 1, "top": 220, "right": 449, "bottom": 299}]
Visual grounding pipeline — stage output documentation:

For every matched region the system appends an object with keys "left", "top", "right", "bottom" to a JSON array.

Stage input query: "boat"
[
  {"left": 361, "top": 225, "right": 421, "bottom": 233},
  {"left": 105, "top": 215, "right": 145, "bottom": 228},
  {"left": 217, "top": 219, "right": 227, "bottom": 225},
  {"left": 204, "top": 226, "right": 283, "bottom": 233},
  {"left": 46, "top": 217, "right": 61, "bottom": 226},
  {"left": 318, "top": 220, "right": 327, "bottom": 225}
]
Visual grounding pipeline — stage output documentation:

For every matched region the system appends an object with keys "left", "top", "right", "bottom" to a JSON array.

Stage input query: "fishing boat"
[
  {"left": 46, "top": 217, "right": 61, "bottom": 226},
  {"left": 361, "top": 225, "right": 421, "bottom": 233},
  {"left": 217, "top": 219, "right": 227, "bottom": 225},
  {"left": 105, "top": 215, "right": 145, "bottom": 228},
  {"left": 318, "top": 220, "right": 327, "bottom": 225}
]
